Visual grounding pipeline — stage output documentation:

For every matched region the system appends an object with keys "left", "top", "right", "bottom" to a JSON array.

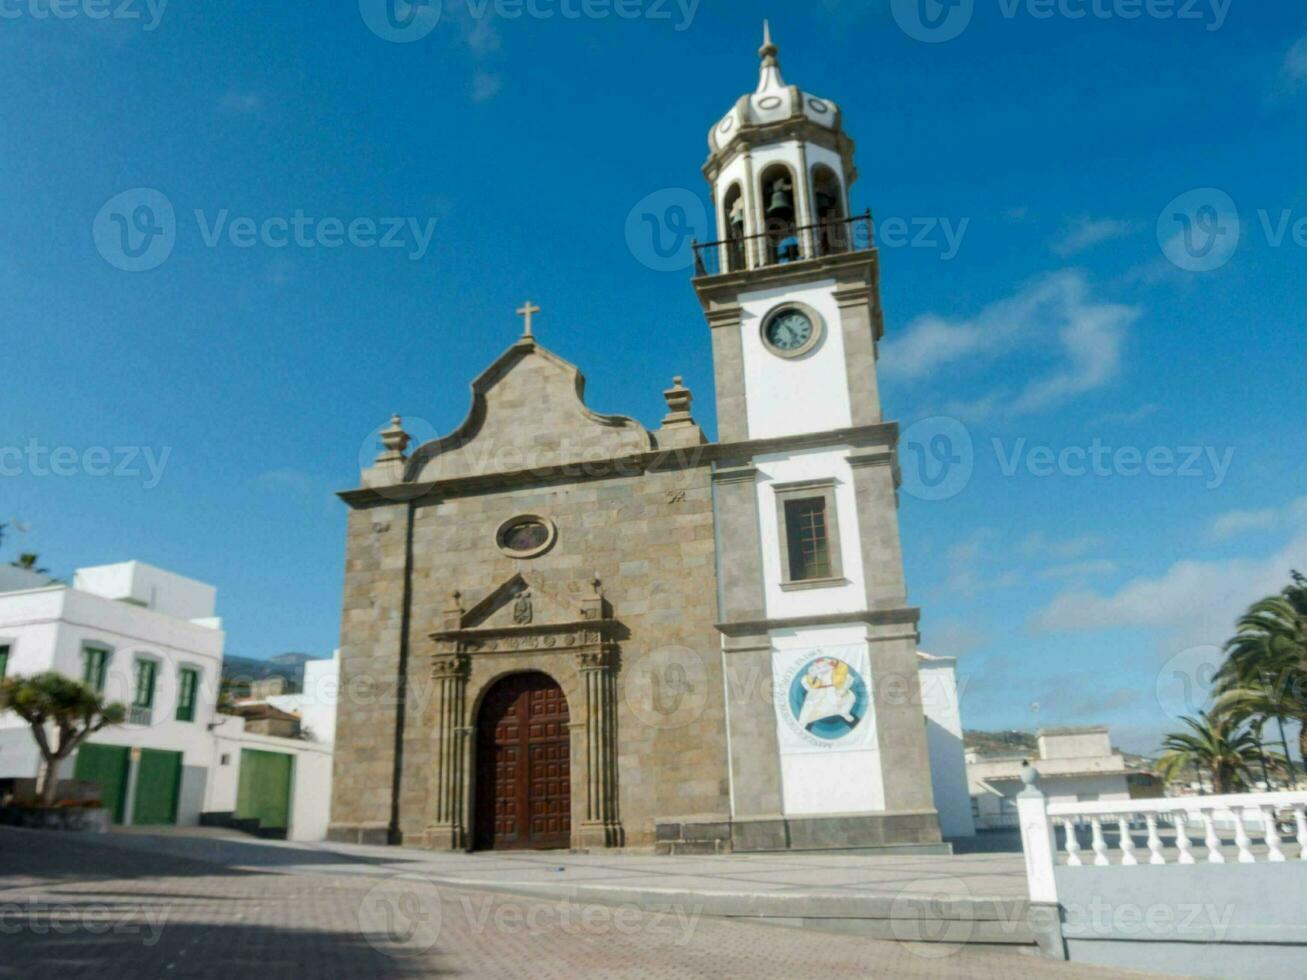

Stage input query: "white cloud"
[
  {"left": 470, "top": 71, "right": 503, "bottom": 104},
  {"left": 881, "top": 270, "right": 1139, "bottom": 419},
  {"left": 1087, "top": 403, "right": 1159, "bottom": 428},
  {"left": 941, "top": 528, "right": 1020, "bottom": 596},
  {"left": 218, "top": 90, "right": 262, "bottom": 115},
  {"left": 1282, "top": 37, "right": 1307, "bottom": 92},
  {"left": 1053, "top": 217, "right": 1136, "bottom": 257},
  {"left": 1040, "top": 560, "right": 1119, "bottom": 580},
  {"left": 1019, "top": 532, "right": 1103, "bottom": 560},
  {"left": 1206, "top": 496, "right": 1307, "bottom": 541},
  {"left": 1031, "top": 518, "right": 1307, "bottom": 649},
  {"left": 1207, "top": 507, "right": 1278, "bottom": 541}
]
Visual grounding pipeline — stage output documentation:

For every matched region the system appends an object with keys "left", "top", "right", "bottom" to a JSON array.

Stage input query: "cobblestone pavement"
[{"left": 0, "top": 828, "right": 1170, "bottom": 980}]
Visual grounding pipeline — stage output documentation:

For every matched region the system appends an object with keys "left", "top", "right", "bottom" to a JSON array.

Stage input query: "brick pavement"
[{"left": 0, "top": 828, "right": 1172, "bottom": 980}]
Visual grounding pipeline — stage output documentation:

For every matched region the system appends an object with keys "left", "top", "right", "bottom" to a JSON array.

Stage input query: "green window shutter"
[
  {"left": 175, "top": 668, "right": 198, "bottom": 722},
  {"left": 83, "top": 648, "right": 108, "bottom": 692},
  {"left": 0, "top": 645, "right": 9, "bottom": 683},
  {"left": 133, "top": 660, "right": 156, "bottom": 708}
]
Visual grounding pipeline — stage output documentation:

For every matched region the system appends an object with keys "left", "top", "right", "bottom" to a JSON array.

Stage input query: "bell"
[
  {"left": 815, "top": 190, "right": 838, "bottom": 217},
  {"left": 766, "top": 183, "right": 794, "bottom": 221}
]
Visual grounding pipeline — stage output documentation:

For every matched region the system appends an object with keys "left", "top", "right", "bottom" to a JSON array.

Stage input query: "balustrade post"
[
  {"left": 1294, "top": 805, "right": 1307, "bottom": 861},
  {"left": 1118, "top": 816, "right": 1138, "bottom": 865},
  {"left": 1090, "top": 816, "right": 1109, "bottom": 866},
  {"left": 1174, "top": 811, "right": 1196, "bottom": 865},
  {"left": 1063, "top": 818, "right": 1083, "bottom": 867},
  {"left": 1232, "top": 808, "right": 1255, "bottom": 863},
  {"left": 1015, "top": 768, "right": 1058, "bottom": 904},
  {"left": 1145, "top": 812, "right": 1166, "bottom": 865},
  {"left": 1202, "top": 809, "right": 1226, "bottom": 864},
  {"left": 1261, "top": 806, "right": 1286, "bottom": 862}
]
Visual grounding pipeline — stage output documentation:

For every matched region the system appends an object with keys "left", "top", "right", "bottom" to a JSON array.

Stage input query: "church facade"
[{"left": 328, "top": 29, "right": 972, "bottom": 853}]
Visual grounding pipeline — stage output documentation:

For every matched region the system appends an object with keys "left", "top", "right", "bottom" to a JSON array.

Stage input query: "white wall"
[
  {"left": 918, "top": 655, "right": 976, "bottom": 838},
  {"left": 754, "top": 447, "right": 866, "bottom": 622},
  {"left": 772, "top": 624, "right": 886, "bottom": 817},
  {"left": 738, "top": 278, "right": 852, "bottom": 440},
  {"left": 73, "top": 561, "right": 217, "bottom": 623},
  {"left": 206, "top": 715, "right": 334, "bottom": 841}
]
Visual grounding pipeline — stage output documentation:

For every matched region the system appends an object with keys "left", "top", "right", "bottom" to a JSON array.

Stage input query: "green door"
[
  {"left": 132, "top": 749, "right": 182, "bottom": 825},
  {"left": 236, "top": 749, "right": 293, "bottom": 831},
  {"left": 73, "top": 743, "right": 130, "bottom": 824}
]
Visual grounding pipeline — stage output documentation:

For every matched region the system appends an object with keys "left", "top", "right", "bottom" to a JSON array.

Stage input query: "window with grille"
[
  {"left": 785, "top": 497, "right": 832, "bottom": 581},
  {"left": 83, "top": 647, "right": 109, "bottom": 692},
  {"left": 176, "top": 667, "right": 199, "bottom": 722},
  {"left": 133, "top": 659, "right": 157, "bottom": 709}
]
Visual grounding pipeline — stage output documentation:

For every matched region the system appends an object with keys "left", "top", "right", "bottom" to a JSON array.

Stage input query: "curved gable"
[{"left": 406, "top": 339, "right": 652, "bottom": 483}]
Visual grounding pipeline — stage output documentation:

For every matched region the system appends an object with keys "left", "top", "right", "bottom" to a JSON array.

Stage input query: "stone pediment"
[
  {"left": 431, "top": 574, "right": 617, "bottom": 657},
  {"left": 405, "top": 338, "right": 652, "bottom": 484}
]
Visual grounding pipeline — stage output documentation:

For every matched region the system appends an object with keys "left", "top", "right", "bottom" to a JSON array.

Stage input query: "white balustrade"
[{"left": 1017, "top": 786, "right": 1307, "bottom": 903}]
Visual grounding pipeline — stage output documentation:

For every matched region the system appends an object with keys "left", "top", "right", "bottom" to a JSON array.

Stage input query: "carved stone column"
[
  {"left": 426, "top": 648, "right": 470, "bottom": 850},
  {"left": 576, "top": 644, "right": 623, "bottom": 848}
]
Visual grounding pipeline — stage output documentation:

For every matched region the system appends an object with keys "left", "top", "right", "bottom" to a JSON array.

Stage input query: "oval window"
[{"left": 497, "top": 516, "right": 556, "bottom": 558}]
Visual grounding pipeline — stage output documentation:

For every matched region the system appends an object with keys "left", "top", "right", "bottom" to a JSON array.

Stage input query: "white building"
[
  {"left": 918, "top": 652, "right": 976, "bottom": 838},
  {"left": 0, "top": 561, "right": 334, "bottom": 840},
  {"left": 967, "top": 726, "right": 1161, "bottom": 830}
]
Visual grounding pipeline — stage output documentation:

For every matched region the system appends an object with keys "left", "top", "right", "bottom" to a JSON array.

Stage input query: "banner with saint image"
[{"left": 773, "top": 643, "right": 877, "bottom": 754}]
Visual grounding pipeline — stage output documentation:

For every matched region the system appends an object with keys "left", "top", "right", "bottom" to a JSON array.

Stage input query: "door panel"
[
  {"left": 475, "top": 672, "right": 570, "bottom": 850},
  {"left": 236, "top": 749, "right": 293, "bottom": 831},
  {"left": 132, "top": 748, "right": 182, "bottom": 825},
  {"left": 73, "top": 743, "right": 130, "bottom": 824}
]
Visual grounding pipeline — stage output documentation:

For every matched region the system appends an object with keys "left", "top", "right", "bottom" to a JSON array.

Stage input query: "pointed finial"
[
  {"left": 375, "top": 414, "right": 411, "bottom": 464},
  {"left": 757, "top": 19, "right": 784, "bottom": 91}
]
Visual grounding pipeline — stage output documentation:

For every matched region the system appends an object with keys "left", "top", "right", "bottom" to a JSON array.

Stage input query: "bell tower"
[{"left": 694, "top": 25, "right": 943, "bottom": 853}]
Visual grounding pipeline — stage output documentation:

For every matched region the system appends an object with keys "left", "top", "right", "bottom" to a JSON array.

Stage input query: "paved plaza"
[{"left": 0, "top": 827, "right": 1179, "bottom": 979}]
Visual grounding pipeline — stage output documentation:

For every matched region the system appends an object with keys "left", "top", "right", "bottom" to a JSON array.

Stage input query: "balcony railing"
[
  {"left": 692, "top": 211, "right": 873, "bottom": 278},
  {"left": 128, "top": 705, "right": 153, "bottom": 726}
]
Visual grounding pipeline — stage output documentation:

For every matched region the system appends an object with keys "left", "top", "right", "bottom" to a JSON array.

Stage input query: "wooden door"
[{"left": 474, "top": 672, "right": 571, "bottom": 850}]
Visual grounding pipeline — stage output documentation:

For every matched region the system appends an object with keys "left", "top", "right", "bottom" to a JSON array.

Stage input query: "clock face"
[{"left": 765, "top": 308, "right": 816, "bottom": 354}]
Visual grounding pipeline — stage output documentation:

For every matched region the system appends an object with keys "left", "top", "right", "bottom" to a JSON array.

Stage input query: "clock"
[{"left": 761, "top": 303, "right": 823, "bottom": 358}]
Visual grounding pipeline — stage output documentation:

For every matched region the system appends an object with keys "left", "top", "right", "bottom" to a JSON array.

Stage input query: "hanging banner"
[{"left": 773, "top": 644, "right": 877, "bottom": 754}]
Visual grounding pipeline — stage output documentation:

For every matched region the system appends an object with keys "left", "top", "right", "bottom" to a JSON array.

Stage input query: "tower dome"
[
  {"left": 699, "top": 22, "right": 861, "bottom": 275},
  {"left": 707, "top": 22, "right": 845, "bottom": 160}
]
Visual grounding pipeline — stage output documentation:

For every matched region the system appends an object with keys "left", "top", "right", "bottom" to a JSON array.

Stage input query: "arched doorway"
[{"left": 474, "top": 672, "right": 571, "bottom": 850}]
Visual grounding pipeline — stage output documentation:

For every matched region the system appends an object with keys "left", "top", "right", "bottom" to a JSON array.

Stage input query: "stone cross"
[{"left": 516, "top": 300, "right": 541, "bottom": 339}]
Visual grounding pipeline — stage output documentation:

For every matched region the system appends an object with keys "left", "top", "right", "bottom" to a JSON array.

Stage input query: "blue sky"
[{"left": 2, "top": 2, "right": 1304, "bottom": 753}]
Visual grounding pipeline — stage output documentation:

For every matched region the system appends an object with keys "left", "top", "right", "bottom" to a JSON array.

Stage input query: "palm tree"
[
  {"left": 1214, "top": 571, "right": 1307, "bottom": 771},
  {"left": 0, "top": 673, "right": 126, "bottom": 806},
  {"left": 1158, "top": 711, "right": 1275, "bottom": 795}
]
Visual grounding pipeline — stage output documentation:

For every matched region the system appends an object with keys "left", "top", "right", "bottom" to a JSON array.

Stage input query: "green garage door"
[
  {"left": 73, "top": 743, "right": 130, "bottom": 824},
  {"left": 236, "top": 749, "right": 293, "bottom": 832},
  {"left": 132, "top": 749, "right": 182, "bottom": 825}
]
